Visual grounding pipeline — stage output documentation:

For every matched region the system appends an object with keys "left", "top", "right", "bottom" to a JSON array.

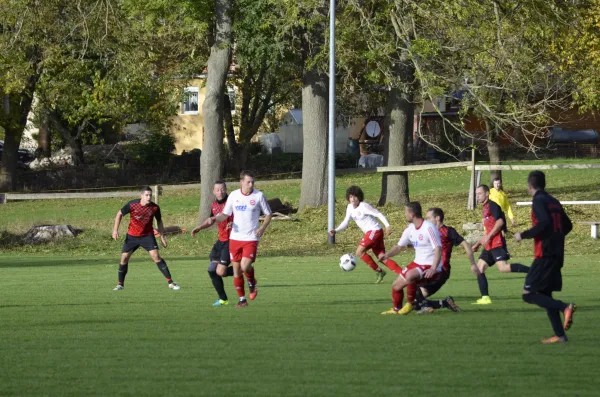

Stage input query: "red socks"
[
  {"left": 244, "top": 267, "right": 256, "bottom": 286},
  {"left": 383, "top": 259, "right": 403, "bottom": 274},
  {"left": 392, "top": 288, "right": 404, "bottom": 309},
  {"left": 406, "top": 284, "right": 417, "bottom": 305},
  {"left": 234, "top": 276, "right": 245, "bottom": 297},
  {"left": 361, "top": 254, "right": 381, "bottom": 272}
]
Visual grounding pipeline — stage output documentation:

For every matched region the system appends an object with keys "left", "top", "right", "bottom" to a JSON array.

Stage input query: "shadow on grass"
[
  {"left": 0, "top": 257, "right": 111, "bottom": 268},
  {"left": 0, "top": 301, "right": 135, "bottom": 309}
]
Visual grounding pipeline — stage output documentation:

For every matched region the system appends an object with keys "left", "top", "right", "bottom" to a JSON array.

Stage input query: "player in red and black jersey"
[
  {"left": 514, "top": 171, "right": 575, "bottom": 343},
  {"left": 471, "top": 184, "right": 530, "bottom": 305},
  {"left": 111, "top": 186, "right": 180, "bottom": 291},
  {"left": 192, "top": 181, "right": 235, "bottom": 306},
  {"left": 412, "top": 208, "right": 477, "bottom": 313}
]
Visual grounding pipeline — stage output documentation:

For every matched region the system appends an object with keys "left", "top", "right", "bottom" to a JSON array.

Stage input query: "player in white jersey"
[
  {"left": 210, "top": 170, "right": 272, "bottom": 307},
  {"left": 330, "top": 186, "right": 402, "bottom": 283},
  {"left": 380, "top": 201, "right": 443, "bottom": 315}
]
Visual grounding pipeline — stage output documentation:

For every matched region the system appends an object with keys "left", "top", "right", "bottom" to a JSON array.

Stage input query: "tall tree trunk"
[
  {"left": 485, "top": 120, "right": 502, "bottom": 183},
  {"left": 199, "top": 0, "right": 232, "bottom": 222},
  {"left": 379, "top": 87, "right": 411, "bottom": 206},
  {"left": 38, "top": 109, "right": 51, "bottom": 158},
  {"left": 0, "top": 87, "right": 37, "bottom": 191},
  {"left": 299, "top": 69, "right": 328, "bottom": 209}
]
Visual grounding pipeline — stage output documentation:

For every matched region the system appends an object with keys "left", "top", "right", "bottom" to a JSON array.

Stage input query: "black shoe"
[{"left": 444, "top": 296, "right": 461, "bottom": 312}]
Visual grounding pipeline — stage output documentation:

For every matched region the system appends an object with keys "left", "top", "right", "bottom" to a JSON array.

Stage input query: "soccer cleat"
[
  {"left": 380, "top": 308, "right": 400, "bottom": 315},
  {"left": 212, "top": 299, "right": 229, "bottom": 307},
  {"left": 417, "top": 307, "right": 435, "bottom": 314},
  {"left": 236, "top": 299, "right": 248, "bottom": 308},
  {"left": 472, "top": 296, "right": 492, "bottom": 305},
  {"left": 169, "top": 282, "right": 181, "bottom": 291},
  {"left": 249, "top": 282, "right": 258, "bottom": 300},
  {"left": 398, "top": 302, "right": 414, "bottom": 315},
  {"left": 541, "top": 335, "right": 568, "bottom": 344},
  {"left": 444, "top": 296, "right": 461, "bottom": 312},
  {"left": 113, "top": 285, "right": 124, "bottom": 291},
  {"left": 563, "top": 303, "right": 577, "bottom": 330},
  {"left": 375, "top": 270, "right": 387, "bottom": 284}
]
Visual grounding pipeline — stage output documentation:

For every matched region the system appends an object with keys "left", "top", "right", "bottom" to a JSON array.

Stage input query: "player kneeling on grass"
[
  {"left": 514, "top": 171, "right": 576, "bottom": 344},
  {"left": 330, "top": 185, "right": 403, "bottom": 283},
  {"left": 112, "top": 186, "right": 180, "bottom": 291},
  {"left": 210, "top": 170, "right": 272, "bottom": 307},
  {"left": 380, "top": 202, "right": 443, "bottom": 315},
  {"left": 192, "top": 180, "right": 234, "bottom": 307},
  {"left": 412, "top": 207, "right": 478, "bottom": 314}
]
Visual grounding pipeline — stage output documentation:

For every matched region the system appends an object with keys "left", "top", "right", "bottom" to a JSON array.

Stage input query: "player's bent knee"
[
  {"left": 420, "top": 287, "right": 430, "bottom": 298},
  {"left": 497, "top": 262, "right": 511, "bottom": 273},
  {"left": 207, "top": 261, "right": 218, "bottom": 273},
  {"left": 216, "top": 266, "right": 228, "bottom": 277}
]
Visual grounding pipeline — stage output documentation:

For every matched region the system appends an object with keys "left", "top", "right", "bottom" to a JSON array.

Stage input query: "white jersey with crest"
[
  {"left": 222, "top": 189, "right": 272, "bottom": 241},
  {"left": 334, "top": 202, "right": 390, "bottom": 234},
  {"left": 397, "top": 220, "right": 443, "bottom": 269}
]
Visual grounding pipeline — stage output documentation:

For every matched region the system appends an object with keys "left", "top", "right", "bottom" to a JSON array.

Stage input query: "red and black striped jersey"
[
  {"left": 211, "top": 197, "right": 233, "bottom": 242},
  {"left": 121, "top": 200, "right": 161, "bottom": 237},
  {"left": 482, "top": 200, "right": 506, "bottom": 250},
  {"left": 438, "top": 225, "right": 464, "bottom": 272}
]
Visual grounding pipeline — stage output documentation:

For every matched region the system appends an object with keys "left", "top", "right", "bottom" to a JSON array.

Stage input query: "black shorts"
[
  {"left": 524, "top": 257, "right": 563, "bottom": 294},
  {"left": 209, "top": 240, "right": 230, "bottom": 265},
  {"left": 479, "top": 247, "right": 510, "bottom": 267},
  {"left": 122, "top": 234, "right": 158, "bottom": 253},
  {"left": 421, "top": 269, "right": 450, "bottom": 296}
]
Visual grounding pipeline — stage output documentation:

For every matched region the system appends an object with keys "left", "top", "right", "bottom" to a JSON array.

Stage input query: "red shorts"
[
  {"left": 229, "top": 240, "right": 258, "bottom": 263},
  {"left": 359, "top": 229, "right": 385, "bottom": 256},
  {"left": 400, "top": 262, "right": 441, "bottom": 284}
]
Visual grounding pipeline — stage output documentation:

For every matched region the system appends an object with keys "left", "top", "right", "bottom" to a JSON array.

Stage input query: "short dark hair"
[
  {"left": 428, "top": 207, "right": 444, "bottom": 223},
  {"left": 345, "top": 185, "right": 364, "bottom": 202},
  {"left": 493, "top": 177, "right": 502, "bottom": 182},
  {"left": 477, "top": 184, "right": 490, "bottom": 193},
  {"left": 406, "top": 201, "right": 423, "bottom": 218},
  {"left": 528, "top": 170, "right": 546, "bottom": 190},
  {"left": 140, "top": 186, "right": 153, "bottom": 194},
  {"left": 240, "top": 170, "right": 255, "bottom": 179},
  {"left": 214, "top": 180, "right": 226, "bottom": 187}
]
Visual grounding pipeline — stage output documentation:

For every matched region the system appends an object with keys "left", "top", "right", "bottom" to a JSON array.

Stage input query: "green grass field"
[
  {"left": 1, "top": 160, "right": 599, "bottom": 396},
  {"left": 1, "top": 254, "right": 599, "bottom": 396}
]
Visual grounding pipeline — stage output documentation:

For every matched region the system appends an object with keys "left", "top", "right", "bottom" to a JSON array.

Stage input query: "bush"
[{"left": 124, "top": 131, "right": 176, "bottom": 169}]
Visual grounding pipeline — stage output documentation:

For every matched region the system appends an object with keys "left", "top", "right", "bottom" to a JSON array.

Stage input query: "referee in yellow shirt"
[{"left": 490, "top": 177, "right": 515, "bottom": 226}]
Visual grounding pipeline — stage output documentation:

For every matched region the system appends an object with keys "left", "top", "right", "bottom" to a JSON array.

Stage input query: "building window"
[{"left": 182, "top": 87, "right": 199, "bottom": 114}]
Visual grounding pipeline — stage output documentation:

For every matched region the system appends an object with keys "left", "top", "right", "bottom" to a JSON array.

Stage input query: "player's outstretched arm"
[
  {"left": 112, "top": 211, "right": 123, "bottom": 240},
  {"left": 461, "top": 241, "right": 478, "bottom": 274},
  {"left": 191, "top": 217, "right": 215, "bottom": 237},
  {"left": 381, "top": 244, "right": 402, "bottom": 260}
]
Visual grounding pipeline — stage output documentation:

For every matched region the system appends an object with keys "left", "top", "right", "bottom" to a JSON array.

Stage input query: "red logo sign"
[
  {"left": 250, "top": 200, "right": 256, "bottom": 205},
  {"left": 419, "top": 234, "right": 424, "bottom": 241}
]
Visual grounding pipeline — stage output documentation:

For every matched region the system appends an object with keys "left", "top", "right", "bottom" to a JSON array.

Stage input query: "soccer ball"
[{"left": 339, "top": 254, "right": 357, "bottom": 272}]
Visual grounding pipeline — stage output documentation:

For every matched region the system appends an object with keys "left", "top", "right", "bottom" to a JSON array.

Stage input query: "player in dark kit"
[
  {"left": 514, "top": 171, "right": 576, "bottom": 344},
  {"left": 471, "top": 184, "right": 529, "bottom": 305},
  {"left": 192, "top": 181, "right": 234, "bottom": 306},
  {"left": 412, "top": 207, "right": 478, "bottom": 314},
  {"left": 111, "top": 186, "right": 180, "bottom": 291}
]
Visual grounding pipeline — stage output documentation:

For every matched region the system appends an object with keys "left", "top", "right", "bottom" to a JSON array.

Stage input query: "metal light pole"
[{"left": 328, "top": 0, "right": 336, "bottom": 245}]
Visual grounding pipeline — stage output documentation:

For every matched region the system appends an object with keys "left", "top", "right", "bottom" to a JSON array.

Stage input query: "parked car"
[{"left": 0, "top": 141, "right": 35, "bottom": 165}]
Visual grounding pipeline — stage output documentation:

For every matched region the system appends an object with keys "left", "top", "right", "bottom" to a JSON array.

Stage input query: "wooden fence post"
[
  {"left": 152, "top": 185, "right": 162, "bottom": 204},
  {"left": 467, "top": 145, "right": 476, "bottom": 210}
]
